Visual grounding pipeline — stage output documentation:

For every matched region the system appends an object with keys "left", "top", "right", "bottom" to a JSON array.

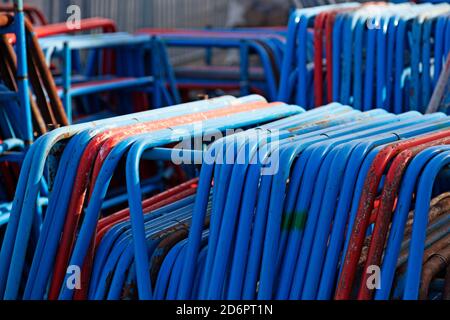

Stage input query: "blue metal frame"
[
  {"left": 278, "top": 3, "right": 450, "bottom": 112},
  {"left": 22, "top": 96, "right": 264, "bottom": 299},
  {"left": 0, "top": 95, "right": 248, "bottom": 298},
  {"left": 177, "top": 106, "right": 448, "bottom": 299},
  {"left": 39, "top": 33, "right": 180, "bottom": 123},
  {"left": 0, "top": 94, "right": 303, "bottom": 300},
  {"left": 0, "top": 0, "right": 33, "bottom": 144},
  {"left": 0, "top": 1, "right": 35, "bottom": 257},
  {"left": 155, "top": 36, "right": 279, "bottom": 101}
]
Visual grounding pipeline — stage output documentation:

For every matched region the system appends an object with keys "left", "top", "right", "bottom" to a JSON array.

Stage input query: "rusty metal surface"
[
  {"left": 444, "top": 263, "right": 450, "bottom": 300},
  {"left": 358, "top": 141, "right": 450, "bottom": 299},
  {"left": 419, "top": 246, "right": 450, "bottom": 300},
  {"left": 0, "top": 13, "right": 13, "bottom": 28},
  {"left": 72, "top": 180, "right": 198, "bottom": 299},
  {"left": 336, "top": 130, "right": 450, "bottom": 300},
  {"left": 0, "top": 34, "right": 47, "bottom": 136},
  {"left": 0, "top": 20, "right": 69, "bottom": 136},
  {"left": 25, "top": 20, "right": 69, "bottom": 127}
]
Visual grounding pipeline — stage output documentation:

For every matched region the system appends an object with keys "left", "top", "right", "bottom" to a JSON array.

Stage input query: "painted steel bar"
[
  {"left": 427, "top": 52, "right": 450, "bottom": 114},
  {"left": 336, "top": 128, "right": 450, "bottom": 299}
]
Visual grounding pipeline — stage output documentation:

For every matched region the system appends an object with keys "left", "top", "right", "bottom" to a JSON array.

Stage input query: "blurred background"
[
  {"left": 24, "top": 0, "right": 376, "bottom": 65},
  {"left": 25, "top": 0, "right": 377, "bottom": 31}
]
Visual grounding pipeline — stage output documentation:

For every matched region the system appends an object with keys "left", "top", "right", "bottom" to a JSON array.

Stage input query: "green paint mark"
[{"left": 282, "top": 211, "right": 307, "bottom": 231}]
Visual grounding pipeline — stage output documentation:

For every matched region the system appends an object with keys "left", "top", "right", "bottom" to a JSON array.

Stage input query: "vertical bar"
[
  {"left": 14, "top": 0, "right": 33, "bottom": 144},
  {"left": 240, "top": 40, "right": 250, "bottom": 97},
  {"left": 426, "top": 52, "right": 450, "bottom": 114},
  {"left": 151, "top": 38, "right": 162, "bottom": 108},
  {"left": 62, "top": 41, "right": 72, "bottom": 123},
  {"left": 205, "top": 25, "right": 212, "bottom": 65}
]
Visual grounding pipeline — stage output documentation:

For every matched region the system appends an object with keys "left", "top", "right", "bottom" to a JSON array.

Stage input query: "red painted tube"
[
  {"left": 96, "top": 178, "right": 198, "bottom": 234},
  {"left": 0, "top": 13, "right": 13, "bottom": 28},
  {"left": 357, "top": 137, "right": 450, "bottom": 300},
  {"left": 48, "top": 101, "right": 283, "bottom": 299},
  {"left": 335, "top": 129, "right": 450, "bottom": 300},
  {"left": 313, "top": 12, "right": 327, "bottom": 107},
  {"left": 90, "top": 102, "right": 281, "bottom": 187},
  {"left": 325, "top": 12, "right": 336, "bottom": 104},
  {"left": 34, "top": 17, "right": 116, "bottom": 37}
]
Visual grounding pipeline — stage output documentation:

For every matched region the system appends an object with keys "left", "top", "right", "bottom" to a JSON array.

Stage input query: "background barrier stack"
[
  {"left": 0, "top": 0, "right": 449, "bottom": 301},
  {"left": 278, "top": 2, "right": 450, "bottom": 114}
]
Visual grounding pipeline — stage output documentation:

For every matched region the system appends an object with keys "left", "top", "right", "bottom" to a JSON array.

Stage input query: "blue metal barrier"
[
  {"left": 39, "top": 33, "right": 180, "bottom": 123},
  {"left": 1, "top": 95, "right": 446, "bottom": 300},
  {"left": 137, "top": 29, "right": 287, "bottom": 101},
  {"left": 278, "top": 3, "right": 450, "bottom": 113},
  {"left": 3, "top": 0, "right": 449, "bottom": 303}
]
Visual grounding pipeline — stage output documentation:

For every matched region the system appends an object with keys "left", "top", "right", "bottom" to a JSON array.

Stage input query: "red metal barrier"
[
  {"left": 357, "top": 137, "right": 450, "bottom": 299},
  {"left": 313, "top": 11, "right": 327, "bottom": 107},
  {"left": 34, "top": 17, "right": 116, "bottom": 37},
  {"left": 335, "top": 129, "right": 450, "bottom": 300}
]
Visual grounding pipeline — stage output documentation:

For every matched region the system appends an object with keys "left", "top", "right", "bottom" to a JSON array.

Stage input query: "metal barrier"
[
  {"left": 0, "top": 0, "right": 33, "bottom": 143},
  {"left": 278, "top": 3, "right": 450, "bottom": 113},
  {"left": 0, "top": 93, "right": 448, "bottom": 300},
  {"left": 0, "top": 1, "right": 53, "bottom": 243},
  {"left": 181, "top": 107, "right": 450, "bottom": 300},
  {"left": 0, "top": 94, "right": 302, "bottom": 299},
  {"left": 0, "top": 3, "right": 48, "bottom": 26},
  {"left": 1, "top": 5, "right": 180, "bottom": 124},
  {"left": 137, "top": 28, "right": 286, "bottom": 101},
  {"left": 39, "top": 32, "right": 180, "bottom": 123},
  {"left": 0, "top": 2, "right": 449, "bottom": 302}
]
